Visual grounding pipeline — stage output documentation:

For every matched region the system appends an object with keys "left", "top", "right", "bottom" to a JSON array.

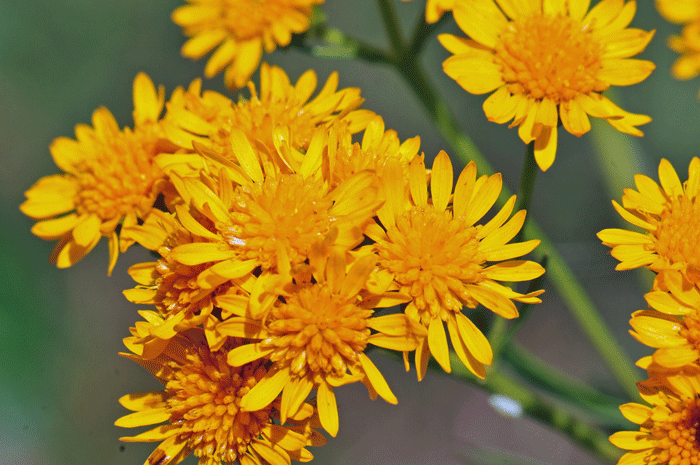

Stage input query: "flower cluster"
[
  {"left": 22, "top": 57, "right": 544, "bottom": 462},
  {"left": 601, "top": 158, "right": 700, "bottom": 463},
  {"left": 656, "top": 0, "right": 700, "bottom": 91}
]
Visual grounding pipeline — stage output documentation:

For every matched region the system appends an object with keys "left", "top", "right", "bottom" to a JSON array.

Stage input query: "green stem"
[
  {"left": 515, "top": 141, "right": 537, "bottom": 238},
  {"left": 377, "top": 0, "right": 405, "bottom": 56}
]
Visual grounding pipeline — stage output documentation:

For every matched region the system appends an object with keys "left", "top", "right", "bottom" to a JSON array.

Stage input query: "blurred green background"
[{"left": 2, "top": 1, "right": 699, "bottom": 464}]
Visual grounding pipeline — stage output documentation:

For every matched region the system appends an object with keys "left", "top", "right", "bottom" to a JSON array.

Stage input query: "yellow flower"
[
  {"left": 440, "top": 0, "right": 655, "bottom": 171},
  {"left": 220, "top": 248, "right": 424, "bottom": 437},
  {"left": 597, "top": 158, "right": 700, "bottom": 284},
  {"left": 116, "top": 329, "right": 325, "bottom": 465},
  {"left": 20, "top": 73, "right": 169, "bottom": 274},
  {"left": 159, "top": 63, "right": 374, "bottom": 176},
  {"left": 172, "top": 0, "right": 324, "bottom": 89},
  {"left": 366, "top": 152, "right": 545, "bottom": 381},
  {"left": 630, "top": 271, "right": 700, "bottom": 372},
  {"left": 162, "top": 127, "right": 381, "bottom": 279},
  {"left": 610, "top": 372, "right": 700, "bottom": 464}
]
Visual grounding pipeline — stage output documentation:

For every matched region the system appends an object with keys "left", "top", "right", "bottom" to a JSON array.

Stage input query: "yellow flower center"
[
  {"left": 495, "top": 13, "right": 608, "bottom": 103},
  {"left": 225, "top": 175, "right": 333, "bottom": 270},
  {"left": 166, "top": 344, "right": 272, "bottom": 462},
  {"left": 74, "top": 129, "right": 163, "bottom": 221},
  {"left": 262, "top": 285, "right": 372, "bottom": 378},
  {"left": 375, "top": 206, "right": 483, "bottom": 325},
  {"left": 222, "top": 0, "right": 311, "bottom": 41},
  {"left": 655, "top": 195, "right": 700, "bottom": 269},
  {"left": 652, "top": 397, "right": 700, "bottom": 463}
]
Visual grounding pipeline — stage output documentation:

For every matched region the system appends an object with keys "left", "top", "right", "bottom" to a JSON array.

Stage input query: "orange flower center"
[
  {"left": 652, "top": 397, "right": 700, "bottom": 463},
  {"left": 74, "top": 129, "right": 163, "bottom": 221},
  {"left": 655, "top": 195, "right": 700, "bottom": 269},
  {"left": 225, "top": 175, "right": 333, "bottom": 271},
  {"left": 494, "top": 13, "right": 608, "bottom": 103},
  {"left": 261, "top": 285, "right": 372, "bottom": 378},
  {"left": 166, "top": 344, "right": 272, "bottom": 462},
  {"left": 375, "top": 206, "right": 483, "bottom": 324}
]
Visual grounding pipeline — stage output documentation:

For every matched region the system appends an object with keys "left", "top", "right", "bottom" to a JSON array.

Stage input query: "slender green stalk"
[
  {"left": 377, "top": 0, "right": 404, "bottom": 57},
  {"left": 515, "top": 141, "right": 537, "bottom": 240}
]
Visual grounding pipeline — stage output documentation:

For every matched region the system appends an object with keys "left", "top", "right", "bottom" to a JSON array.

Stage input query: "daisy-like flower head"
[
  {"left": 366, "top": 152, "right": 545, "bottom": 381},
  {"left": 116, "top": 329, "right": 325, "bottom": 465},
  {"left": 160, "top": 63, "right": 374, "bottom": 177},
  {"left": 630, "top": 271, "right": 700, "bottom": 374},
  {"left": 163, "top": 127, "right": 382, "bottom": 280},
  {"left": 172, "top": 0, "right": 324, "bottom": 89},
  {"left": 656, "top": 0, "right": 700, "bottom": 82},
  {"left": 219, "top": 247, "right": 424, "bottom": 437},
  {"left": 440, "top": 0, "right": 655, "bottom": 171},
  {"left": 610, "top": 372, "right": 700, "bottom": 464},
  {"left": 20, "top": 73, "right": 170, "bottom": 274},
  {"left": 325, "top": 115, "right": 421, "bottom": 189},
  {"left": 598, "top": 157, "right": 700, "bottom": 284}
]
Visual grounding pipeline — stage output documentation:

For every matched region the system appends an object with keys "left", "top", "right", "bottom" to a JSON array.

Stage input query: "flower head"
[
  {"left": 160, "top": 63, "right": 374, "bottom": 177},
  {"left": 630, "top": 271, "right": 700, "bottom": 374},
  {"left": 116, "top": 329, "right": 324, "bottom": 465},
  {"left": 20, "top": 73, "right": 169, "bottom": 274},
  {"left": 598, "top": 158, "right": 700, "bottom": 284},
  {"left": 367, "top": 152, "right": 544, "bottom": 380},
  {"left": 220, "top": 248, "right": 424, "bottom": 437},
  {"left": 440, "top": 0, "right": 655, "bottom": 170},
  {"left": 172, "top": 0, "right": 324, "bottom": 89},
  {"left": 610, "top": 372, "right": 700, "bottom": 464},
  {"left": 656, "top": 0, "right": 700, "bottom": 84}
]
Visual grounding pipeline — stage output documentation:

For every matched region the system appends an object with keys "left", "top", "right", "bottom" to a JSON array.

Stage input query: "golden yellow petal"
[
  {"left": 453, "top": 162, "right": 477, "bottom": 220},
  {"left": 465, "top": 173, "right": 502, "bottom": 227},
  {"left": 533, "top": 126, "right": 557, "bottom": 172},
  {"left": 119, "top": 425, "right": 179, "bottom": 443},
  {"left": 49, "top": 137, "right": 82, "bottom": 174},
  {"left": 446, "top": 314, "right": 487, "bottom": 378},
  {"left": 226, "top": 342, "right": 274, "bottom": 366},
  {"left": 171, "top": 4, "right": 219, "bottom": 26},
  {"left": 250, "top": 440, "right": 289, "bottom": 465},
  {"left": 317, "top": 381, "right": 339, "bottom": 437},
  {"left": 594, "top": 0, "right": 637, "bottom": 37},
  {"left": 455, "top": 313, "right": 493, "bottom": 365},
  {"left": 596, "top": 229, "right": 653, "bottom": 246},
  {"left": 466, "top": 284, "right": 519, "bottom": 318},
  {"left": 478, "top": 210, "right": 526, "bottom": 250},
  {"left": 618, "top": 402, "right": 652, "bottom": 425},
  {"left": 431, "top": 151, "right": 453, "bottom": 212},
  {"left": 107, "top": 231, "right": 119, "bottom": 276},
  {"left": 263, "top": 424, "right": 307, "bottom": 451},
  {"left": 226, "top": 39, "right": 263, "bottom": 89},
  {"left": 442, "top": 56, "right": 505, "bottom": 95},
  {"left": 55, "top": 233, "right": 100, "bottom": 269},
  {"left": 437, "top": 34, "right": 492, "bottom": 57},
  {"left": 543, "top": 0, "right": 567, "bottom": 15},
  {"left": 654, "top": 344, "right": 700, "bottom": 368},
  {"left": 415, "top": 336, "right": 431, "bottom": 381},
  {"left": 569, "top": 0, "right": 591, "bottom": 21},
  {"left": 597, "top": 59, "right": 655, "bottom": 86},
  {"left": 658, "top": 158, "right": 683, "bottom": 197},
  {"left": 601, "top": 29, "right": 654, "bottom": 60},
  {"left": 577, "top": 93, "right": 626, "bottom": 119},
  {"left": 358, "top": 352, "right": 397, "bottom": 404},
  {"left": 428, "top": 318, "right": 451, "bottom": 373},
  {"left": 672, "top": 54, "right": 700, "bottom": 80},
  {"left": 582, "top": 0, "right": 624, "bottom": 30},
  {"left": 608, "top": 431, "right": 655, "bottom": 450},
  {"left": 633, "top": 174, "right": 666, "bottom": 206},
  {"left": 118, "top": 391, "right": 167, "bottom": 411},
  {"left": 30, "top": 213, "right": 80, "bottom": 240},
  {"left": 646, "top": 291, "right": 692, "bottom": 315},
  {"left": 299, "top": 128, "right": 326, "bottom": 180},
  {"left": 241, "top": 367, "right": 290, "bottom": 412},
  {"left": 169, "top": 242, "right": 237, "bottom": 266},
  {"left": 629, "top": 313, "right": 685, "bottom": 348},
  {"left": 453, "top": 0, "right": 508, "bottom": 49},
  {"left": 204, "top": 258, "right": 258, "bottom": 281},
  {"left": 182, "top": 177, "right": 231, "bottom": 224},
  {"left": 482, "top": 240, "right": 541, "bottom": 262},
  {"left": 611, "top": 200, "right": 655, "bottom": 231},
  {"left": 560, "top": 98, "right": 591, "bottom": 137},
  {"left": 617, "top": 450, "right": 652, "bottom": 465},
  {"left": 114, "top": 407, "right": 170, "bottom": 428},
  {"left": 204, "top": 38, "right": 237, "bottom": 78},
  {"left": 656, "top": 0, "right": 700, "bottom": 23},
  {"left": 181, "top": 28, "right": 228, "bottom": 59},
  {"left": 21, "top": 177, "right": 78, "bottom": 219},
  {"left": 482, "top": 260, "right": 546, "bottom": 282},
  {"left": 483, "top": 86, "right": 518, "bottom": 124},
  {"left": 408, "top": 155, "right": 428, "bottom": 208},
  {"left": 132, "top": 72, "right": 163, "bottom": 126},
  {"left": 610, "top": 244, "right": 656, "bottom": 268}
]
